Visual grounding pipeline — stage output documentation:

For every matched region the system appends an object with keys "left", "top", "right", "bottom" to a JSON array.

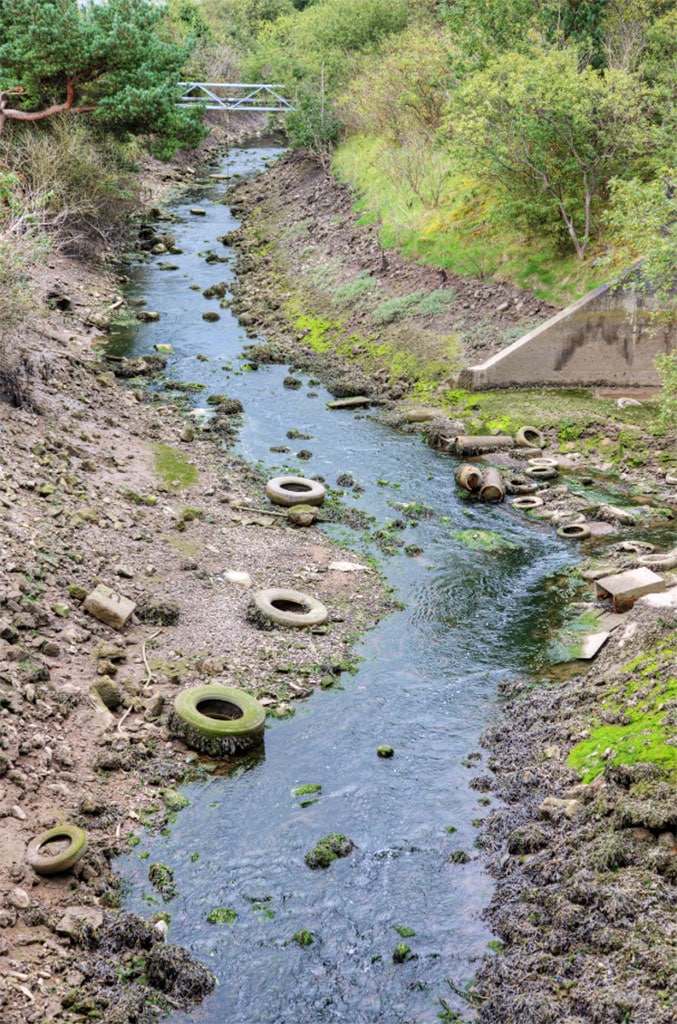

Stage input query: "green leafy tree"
[
  {"left": 0, "top": 0, "right": 206, "bottom": 158},
  {"left": 340, "top": 24, "right": 457, "bottom": 142},
  {"left": 246, "top": 0, "right": 410, "bottom": 92},
  {"left": 605, "top": 172, "right": 677, "bottom": 300},
  {"left": 451, "top": 47, "right": 653, "bottom": 257}
]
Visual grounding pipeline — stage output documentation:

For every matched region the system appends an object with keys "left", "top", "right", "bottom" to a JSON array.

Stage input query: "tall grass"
[{"left": 0, "top": 117, "right": 136, "bottom": 257}]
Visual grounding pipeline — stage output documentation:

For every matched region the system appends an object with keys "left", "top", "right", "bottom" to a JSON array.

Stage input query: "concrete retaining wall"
[{"left": 460, "top": 276, "right": 676, "bottom": 389}]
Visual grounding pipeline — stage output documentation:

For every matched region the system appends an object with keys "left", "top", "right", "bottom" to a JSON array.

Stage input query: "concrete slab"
[
  {"left": 597, "top": 611, "right": 629, "bottom": 632},
  {"left": 595, "top": 566, "right": 666, "bottom": 611},
  {"left": 578, "top": 632, "right": 610, "bottom": 660},
  {"left": 327, "top": 396, "right": 372, "bottom": 409}
]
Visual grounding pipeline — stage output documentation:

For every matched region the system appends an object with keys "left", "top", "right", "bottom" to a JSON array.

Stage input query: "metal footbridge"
[{"left": 178, "top": 83, "right": 293, "bottom": 112}]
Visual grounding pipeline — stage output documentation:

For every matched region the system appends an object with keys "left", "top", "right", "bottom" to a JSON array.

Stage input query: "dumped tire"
[
  {"left": 265, "top": 476, "right": 326, "bottom": 507},
  {"left": 169, "top": 684, "right": 265, "bottom": 756},
  {"left": 512, "top": 496, "right": 544, "bottom": 511},
  {"left": 253, "top": 588, "right": 328, "bottom": 629},
  {"left": 27, "top": 825, "right": 88, "bottom": 875},
  {"left": 557, "top": 523, "right": 591, "bottom": 540},
  {"left": 525, "top": 465, "right": 558, "bottom": 481},
  {"left": 637, "top": 547, "right": 677, "bottom": 571},
  {"left": 515, "top": 426, "right": 546, "bottom": 449}
]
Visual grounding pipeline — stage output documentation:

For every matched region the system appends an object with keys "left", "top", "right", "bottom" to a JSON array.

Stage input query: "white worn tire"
[
  {"left": 265, "top": 476, "right": 326, "bottom": 507},
  {"left": 253, "top": 588, "right": 328, "bottom": 628}
]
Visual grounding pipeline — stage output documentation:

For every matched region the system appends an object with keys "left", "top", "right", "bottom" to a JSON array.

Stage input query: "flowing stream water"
[{"left": 111, "top": 139, "right": 574, "bottom": 1024}]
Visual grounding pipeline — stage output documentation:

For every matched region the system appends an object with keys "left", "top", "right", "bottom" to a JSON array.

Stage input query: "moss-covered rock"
[{"left": 304, "top": 834, "right": 354, "bottom": 869}]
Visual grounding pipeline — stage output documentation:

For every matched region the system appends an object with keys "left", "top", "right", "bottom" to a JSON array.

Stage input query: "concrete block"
[
  {"left": 595, "top": 567, "right": 666, "bottom": 611},
  {"left": 84, "top": 584, "right": 136, "bottom": 630}
]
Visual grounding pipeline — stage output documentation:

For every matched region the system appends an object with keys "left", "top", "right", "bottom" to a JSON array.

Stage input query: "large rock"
[
  {"left": 84, "top": 584, "right": 136, "bottom": 630},
  {"left": 56, "top": 907, "right": 104, "bottom": 940}
]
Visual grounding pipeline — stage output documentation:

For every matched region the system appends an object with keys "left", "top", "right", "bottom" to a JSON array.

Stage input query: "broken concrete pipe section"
[{"left": 455, "top": 463, "right": 505, "bottom": 502}]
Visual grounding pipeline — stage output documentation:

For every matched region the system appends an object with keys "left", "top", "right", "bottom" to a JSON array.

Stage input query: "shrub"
[
  {"left": 0, "top": 118, "right": 136, "bottom": 256},
  {"left": 655, "top": 350, "right": 677, "bottom": 427}
]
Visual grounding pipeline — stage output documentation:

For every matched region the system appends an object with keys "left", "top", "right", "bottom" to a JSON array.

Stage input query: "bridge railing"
[{"left": 178, "top": 83, "right": 294, "bottom": 113}]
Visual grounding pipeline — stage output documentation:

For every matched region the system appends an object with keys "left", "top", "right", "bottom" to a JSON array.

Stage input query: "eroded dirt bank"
[
  {"left": 475, "top": 595, "right": 676, "bottom": 1024},
  {"left": 0, "top": 148, "right": 393, "bottom": 1021}
]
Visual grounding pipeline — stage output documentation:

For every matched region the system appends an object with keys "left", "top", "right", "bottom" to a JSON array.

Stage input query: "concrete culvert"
[
  {"left": 515, "top": 426, "right": 546, "bottom": 449},
  {"left": 27, "top": 824, "right": 88, "bottom": 875},
  {"left": 265, "top": 476, "right": 326, "bottom": 507},
  {"left": 478, "top": 467, "right": 505, "bottom": 502},
  {"left": 557, "top": 523, "right": 591, "bottom": 540},
  {"left": 527, "top": 457, "right": 559, "bottom": 468},
  {"left": 169, "top": 684, "right": 266, "bottom": 756},
  {"left": 252, "top": 588, "right": 328, "bottom": 628},
  {"left": 454, "top": 464, "right": 483, "bottom": 492}
]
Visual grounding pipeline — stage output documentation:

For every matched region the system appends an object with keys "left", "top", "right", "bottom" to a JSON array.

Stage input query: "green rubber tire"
[
  {"left": 27, "top": 825, "right": 88, "bottom": 875},
  {"left": 253, "top": 588, "right": 328, "bottom": 628},
  {"left": 172, "top": 685, "right": 265, "bottom": 746},
  {"left": 265, "top": 476, "right": 326, "bottom": 507}
]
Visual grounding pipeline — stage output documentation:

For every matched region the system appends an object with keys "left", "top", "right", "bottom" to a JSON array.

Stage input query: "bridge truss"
[{"left": 178, "top": 83, "right": 294, "bottom": 113}]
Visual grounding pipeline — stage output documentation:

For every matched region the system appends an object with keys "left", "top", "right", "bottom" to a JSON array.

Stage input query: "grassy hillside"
[{"left": 333, "top": 135, "right": 630, "bottom": 307}]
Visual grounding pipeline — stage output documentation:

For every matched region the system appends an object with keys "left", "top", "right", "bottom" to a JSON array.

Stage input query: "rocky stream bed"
[{"left": 0, "top": 136, "right": 675, "bottom": 1024}]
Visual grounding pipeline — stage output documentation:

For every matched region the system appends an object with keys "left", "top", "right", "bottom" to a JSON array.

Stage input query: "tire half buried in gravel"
[
  {"left": 252, "top": 587, "right": 328, "bottom": 628},
  {"left": 169, "top": 684, "right": 266, "bottom": 756}
]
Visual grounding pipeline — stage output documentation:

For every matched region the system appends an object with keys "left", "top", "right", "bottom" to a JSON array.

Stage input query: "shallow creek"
[{"left": 111, "top": 140, "right": 574, "bottom": 1023}]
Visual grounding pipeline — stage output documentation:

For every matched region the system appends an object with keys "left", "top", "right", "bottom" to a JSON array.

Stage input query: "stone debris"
[
  {"left": 578, "top": 632, "right": 610, "bottom": 660},
  {"left": 84, "top": 584, "right": 136, "bottom": 630},
  {"left": 595, "top": 566, "right": 666, "bottom": 611}
]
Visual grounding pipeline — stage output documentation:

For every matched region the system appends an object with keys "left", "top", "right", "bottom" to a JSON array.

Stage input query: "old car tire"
[
  {"left": 512, "top": 496, "right": 544, "bottom": 511},
  {"left": 170, "top": 684, "right": 265, "bottom": 755},
  {"left": 525, "top": 466, "right": 559, "bottom": 481},
  {"left": 556, "top": 523, "right": 591, "bottom": 540},
  {"left": 265, "top": 476, "right": 326, "bottom": 507},
  {"left": 27, "top": 825, "right": 88, "bottom": 875},
  {"left": 253, "top": 588, "right": 328, "bottom": 628}
]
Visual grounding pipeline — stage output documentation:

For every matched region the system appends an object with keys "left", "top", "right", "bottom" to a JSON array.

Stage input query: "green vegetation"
[
  {"left": 292, "top": 784, "right": 322, "bottom": 797},
  {"left": 205, "top": 0, "right": 675, "bottom": 307},
  {"left": 0, "top": 0, "right": 205, "bottom": 158},
  {"left": 206, "top": 907, "right": 238, "bottom": 925},
  {"left": 568, "top": 639, "right": 677, "bottom": 782},
  {"left": 292, "top": 929, "right": 315, "bottom": 947},
  {"left": 452, "top": 529, "right": 520, "bottom": 553},
  {"left": 153, "top": 443, "right": 199, "bottom": 490}
]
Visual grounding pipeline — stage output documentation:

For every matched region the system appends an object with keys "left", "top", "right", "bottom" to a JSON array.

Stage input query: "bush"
[
  {"left": 0, "top": 118, "right": 136, "bottom": 256},
  {"left": 655, "top": 350, "right": 677, "bottom": 427},
  {"left": 246, "top": 0, "right": 411, "bottom": 91}
]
